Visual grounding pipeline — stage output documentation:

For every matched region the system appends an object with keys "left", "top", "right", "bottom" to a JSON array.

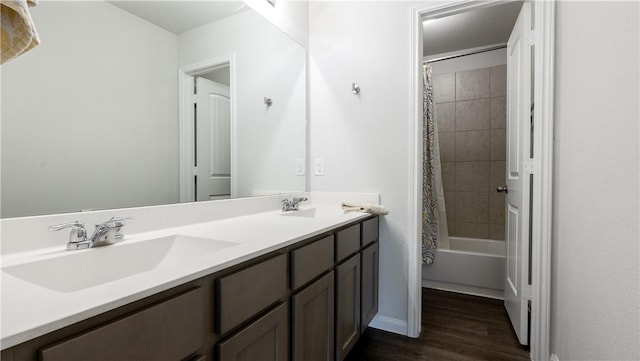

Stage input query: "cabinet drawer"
[
  {"left": 218, "top": 302, "right": 289, "bottom": 361},
  {"left": 335, "top": 224, "right": 360, "bottom": 263},
  {"left": 217, "top": 254, "right": 287, "bottom": 335},
  {"left": 40, "top": 288, "right": 203, "bottom": 361},
  {"left": 291, "top": 235, "right": 334, "bottom": 290},
  {"left": 361, "top": 217, "right": 379, "bottom": 247}
]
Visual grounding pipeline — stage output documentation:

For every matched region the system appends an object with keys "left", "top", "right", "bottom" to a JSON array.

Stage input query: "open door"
[
  {"left": 195, "top": 77, "right": 231, "bottom": 201},
  {"left": 503, "top": 1, "right": 532, "bottom": 346}
]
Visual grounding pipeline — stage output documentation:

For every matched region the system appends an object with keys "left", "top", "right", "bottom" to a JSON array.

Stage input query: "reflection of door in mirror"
[{"left": 195, "top": 74, "right": 231, "bottom": 201}]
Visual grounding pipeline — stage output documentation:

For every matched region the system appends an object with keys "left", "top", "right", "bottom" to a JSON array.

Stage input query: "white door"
[
  {"left": 195, "top": 77, "right": 231, "bottom": 201},
  {"left": 504, "top": 1, "right": 532, "bottom": 346}
]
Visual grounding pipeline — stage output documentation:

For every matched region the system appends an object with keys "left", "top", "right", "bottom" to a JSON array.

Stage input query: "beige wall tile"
[
  {"left": 455, "top": 222, "right": 489, "bottom": 239},
  {"left": 444, "top": 192, "right": 455, "bottom": 223},
  {"left": 455, "top": 130, "right": 490, "bottom": 161},
  {"left": 456, "top": 192, "right": 489, "bottom": 223},
  {"left": 433, "top": 73, "right": 455, "bottom": 103},
  {"left": 490, "top": 96, "right": 506, "bottom": 129},
  {"left": 491, "top": 65, "right": 507, "bottom": 97},
  {"left": 456, "top": 161, "right": 490, "bottom": 192},
  {"left": 490, "top": 161, "right": 506, "bottom": 192},
  {"left": 441, "top": 161, "right": 456, "bottom": 192},
  {"left": 435, "top": 102, "right": 455, "bottom": 132},
  {"left": 438, "top": 132, "right": 456, "bottom": 162},
  {"left": 447, "top": 222, "right": 457, "bottom": 236},
  {"left": 490, "top": 224, "right": 506, "bottom": 241},
  {"left": 491, "top": 129, "right": 506, "bottom": 161},
  {"left": 455, "top": 99, "right": 490, "bottom": 131},
  {"left": 489, "top": 193, "right": 506, "bottom": 224},
  {"left": 456, "top": 68, "right": 491, "bottom": 101}
]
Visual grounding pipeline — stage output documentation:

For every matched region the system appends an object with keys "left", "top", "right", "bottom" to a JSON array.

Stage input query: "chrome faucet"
[
  {"left": 281, "top": 197, "right": 308, "bottom": 212},
  {"left": 50, "top": 217, "right": 134, "bottom": 251}
]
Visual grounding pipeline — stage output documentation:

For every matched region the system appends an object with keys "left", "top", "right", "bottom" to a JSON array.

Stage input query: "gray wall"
[{"left": 552, "top": 1, "right": 639, "bottom": 359}]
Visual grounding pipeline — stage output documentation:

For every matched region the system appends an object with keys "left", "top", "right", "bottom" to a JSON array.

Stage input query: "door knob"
[{"left": 496, "top": 185, "right": 508, "bottom": 193}]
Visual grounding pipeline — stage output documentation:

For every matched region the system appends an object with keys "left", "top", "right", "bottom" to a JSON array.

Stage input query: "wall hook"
[
  {"left": 352, "top": 83, "right": 360, "bottom": 95},
  {"left": 264, "top": 97, "right": 273, "bottom": 107}
]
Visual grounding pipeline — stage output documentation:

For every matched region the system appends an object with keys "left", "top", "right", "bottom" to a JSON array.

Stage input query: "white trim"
[
  {"left": 368, "top": 315, "right": 408, "bottom": 335},
  {"left": 407, "top": 3, "right": 429, "bottom": 339},
  {"left": 178, "top": 54, "right": 237, "bottom": 202},
  {"left": 530, "top": 1, "right": 555, "bottom": 360},
  {"left": 409, "top": 1, "right": 554, "bottom": 359}
]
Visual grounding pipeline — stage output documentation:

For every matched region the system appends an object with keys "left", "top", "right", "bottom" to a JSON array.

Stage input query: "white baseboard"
[
  {"left": 422, "top": 279, "right": 504, "bottom": 300},
  {"left": 549, "top": 354, "right": 559, "bottom": 361},
  {"left": 368, "top": 314, "right": 408, "bottom": 336}
]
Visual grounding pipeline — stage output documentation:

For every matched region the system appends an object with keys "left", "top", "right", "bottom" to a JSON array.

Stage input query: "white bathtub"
[{"left": 422, "top": 237, "right": 506, "bottom": 299}]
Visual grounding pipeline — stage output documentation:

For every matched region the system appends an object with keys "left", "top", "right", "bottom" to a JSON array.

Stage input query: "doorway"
[
  {"left": 178, "top": 56, "right": 236, "bottom": 203},
  {"left": 409, "top": 1, "right": 555, "bottom": 360}
]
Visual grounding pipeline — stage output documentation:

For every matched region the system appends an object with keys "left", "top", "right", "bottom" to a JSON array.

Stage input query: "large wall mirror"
[{"left": 1, "top": 0, "right": 306, "bottom": 218}]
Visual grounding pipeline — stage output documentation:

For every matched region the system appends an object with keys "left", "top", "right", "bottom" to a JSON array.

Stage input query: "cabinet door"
[
  {"left": 360, "top": 241, "right": 379, "bottom": 331},
  {"left": 335, "top": 254, "right": 360, "bottom": 361},
  {"left": 218, "top": 303, "right": 289, "bottom": 361},
  {"left": 292, "top": 271, "right": 335, "bottom": 361}
]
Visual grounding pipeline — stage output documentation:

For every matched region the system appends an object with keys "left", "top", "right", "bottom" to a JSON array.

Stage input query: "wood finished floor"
[{"left": 344, "top": 288, "right": 530, "bottom": 361}]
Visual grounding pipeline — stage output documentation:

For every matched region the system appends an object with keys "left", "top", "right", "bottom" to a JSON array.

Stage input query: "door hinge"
[
  {"left": 522, "top": 284, "right": 533, "bottom": 301},
  {"left": 526, "top": 29, "right": 535, "bottom": 46},
  {"left": 193, "top": 167, "right": 199, "bottom": 176},
  {"left": 524, "top": 159, "right": 536, "bottom": 174}
]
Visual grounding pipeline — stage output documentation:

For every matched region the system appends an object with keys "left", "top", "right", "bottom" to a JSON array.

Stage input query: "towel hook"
[
  {"left": 352, "top": 83, "right": 360, "bottom": 95},
  {"left": 264, "top": 97, "right": 273, "bottom": 107}
]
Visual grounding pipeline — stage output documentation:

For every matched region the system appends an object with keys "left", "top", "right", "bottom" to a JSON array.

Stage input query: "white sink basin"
[
  {"left": 280, "top": 208, "right": 317, "bottom": 218},
  {"left": 3, "top": 235, "right": 239, "bottom": 293}
]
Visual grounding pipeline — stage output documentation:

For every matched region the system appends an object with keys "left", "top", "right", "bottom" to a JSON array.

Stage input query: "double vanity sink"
[{"left": 1, "top": 202, "right": 379, "bottom": 361}]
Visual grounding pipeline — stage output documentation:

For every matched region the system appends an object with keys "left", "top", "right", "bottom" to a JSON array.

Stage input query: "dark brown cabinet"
[
  {"left": 216, "top": 253, "right": 288, "bottom": 335},
  {"left": 40, "top": 288, "right": 204, "bottom": 361},
  {"left": 292, "top": 271, "right": 335, "bottom": 361},
  {"left": 360, "top": 241, "right": 379, "bottom": 331},
  {"left": 335, "top": 254, "right": 361, "bottom": 361},
  {"left": 2, "top": 216, "right": 379, "bottom": 361},
  {"left": 217, "top": 303, "right": 289, "bottom": 361}
]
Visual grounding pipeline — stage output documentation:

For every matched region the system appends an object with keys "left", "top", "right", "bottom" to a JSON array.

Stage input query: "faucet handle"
[
  {"left": 101, "top": 216, "right": 134, "bottom": 228},
  {"left": 96, "top": 216, "right": 134, "bottom": 244},
  {"left": 49, "top": 221, "right": 87, "bottom": 243}
]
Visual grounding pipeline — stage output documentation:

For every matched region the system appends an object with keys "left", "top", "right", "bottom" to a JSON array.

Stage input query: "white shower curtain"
[{"left": 422, "top": 63, "right": 449, "bottom": 264}]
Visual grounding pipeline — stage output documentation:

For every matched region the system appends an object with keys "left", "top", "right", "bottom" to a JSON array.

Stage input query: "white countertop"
[{"left": 1, "top": 204, "right": 371, "bottom": 349}]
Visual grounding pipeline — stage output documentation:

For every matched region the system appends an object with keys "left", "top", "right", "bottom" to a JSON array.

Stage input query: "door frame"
[
  {"left": 408, "top": 1, "right": 555, "bottom": 360},
  {"left": 178, "top": 54, "right": 237, "bottom": 202}
]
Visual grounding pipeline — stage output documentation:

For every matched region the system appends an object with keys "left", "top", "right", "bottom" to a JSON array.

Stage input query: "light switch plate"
[
  {"left": 295, "top": 158, "right": 305, "bottom": 176},
  {"left": 315, "top": 158, "right": 325, "bottom": 176}
]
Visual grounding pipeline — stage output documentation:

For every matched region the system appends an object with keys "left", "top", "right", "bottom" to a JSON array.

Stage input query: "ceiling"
[
  {"left": 423, "top": 1, "right": 523, "bottom": 57},
  {"left": 107, "top": 1, "right": 248, "bottom": 34}
]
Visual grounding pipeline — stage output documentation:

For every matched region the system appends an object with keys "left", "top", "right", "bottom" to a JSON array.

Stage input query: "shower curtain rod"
[{"left": 424, "top": 44, "right": 507, "bottom": 64}]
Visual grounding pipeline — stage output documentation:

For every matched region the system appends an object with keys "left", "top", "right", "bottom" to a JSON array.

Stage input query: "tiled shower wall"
[{"left": 433, "top": 65, "right": 507, "bottom": 241}]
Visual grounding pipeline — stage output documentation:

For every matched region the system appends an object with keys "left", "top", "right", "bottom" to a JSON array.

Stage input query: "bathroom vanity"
[{"left": 0, "top": 204, "right": 379, "bottom": 361}]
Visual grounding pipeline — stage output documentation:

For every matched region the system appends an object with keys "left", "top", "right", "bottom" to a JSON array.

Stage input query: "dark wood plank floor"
[{"left": 345, "top": 288, "right": 530, "bottom": 361}]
